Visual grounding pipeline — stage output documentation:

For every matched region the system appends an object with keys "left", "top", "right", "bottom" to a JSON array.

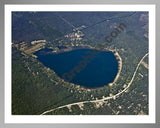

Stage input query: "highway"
[{"left": 41, "top": 53, "right": 149, "bottom": 115}]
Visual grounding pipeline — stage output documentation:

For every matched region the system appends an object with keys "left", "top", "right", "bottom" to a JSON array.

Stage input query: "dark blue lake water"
[{"left": 34, "top": 48, "right": 118, "bottom": 88}]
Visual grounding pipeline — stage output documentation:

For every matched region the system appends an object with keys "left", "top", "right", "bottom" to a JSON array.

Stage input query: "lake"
[{"left": 34, "top": 48, "right": 119, "bottom": 89}]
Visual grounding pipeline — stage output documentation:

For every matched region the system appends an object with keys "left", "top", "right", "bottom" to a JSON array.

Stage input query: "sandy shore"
[{"left": 108, "top": 50, "right": 122, "bottom": 87}]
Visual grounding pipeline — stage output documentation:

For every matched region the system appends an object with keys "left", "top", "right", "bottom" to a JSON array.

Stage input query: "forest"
[{"left": 12, "top": 11, "right": 148, "bottom": 115}]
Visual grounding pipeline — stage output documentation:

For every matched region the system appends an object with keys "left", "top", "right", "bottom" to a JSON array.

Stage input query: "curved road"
[{"left": 41, "top": 53, "right": 149, "bottom": 115}]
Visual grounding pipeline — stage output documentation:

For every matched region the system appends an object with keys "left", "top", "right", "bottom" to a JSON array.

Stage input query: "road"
[{"left": 41, "top": 53, "right": 149, "bottom": 115}]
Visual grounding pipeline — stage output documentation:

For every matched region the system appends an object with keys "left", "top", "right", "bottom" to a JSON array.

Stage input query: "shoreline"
[
  {"left": 108, "top": 50, "right": 122, "bottom": 87},
  {"left": 34, "top": 45, "right": 122, "bottom": 90}
]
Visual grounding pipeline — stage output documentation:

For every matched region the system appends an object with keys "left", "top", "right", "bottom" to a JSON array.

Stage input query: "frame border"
[{"left": 0, "top": 0, "right": 159, "bottom": 128}]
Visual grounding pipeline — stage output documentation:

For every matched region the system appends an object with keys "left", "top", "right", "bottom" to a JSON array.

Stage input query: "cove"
[{"left": 34, "top": 48, "right": 119, "bottom": 89}]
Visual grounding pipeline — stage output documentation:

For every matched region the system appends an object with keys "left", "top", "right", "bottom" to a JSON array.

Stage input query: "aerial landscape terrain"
[{"left": 12, "top": 11, "right": 149, "bottom": 115}]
